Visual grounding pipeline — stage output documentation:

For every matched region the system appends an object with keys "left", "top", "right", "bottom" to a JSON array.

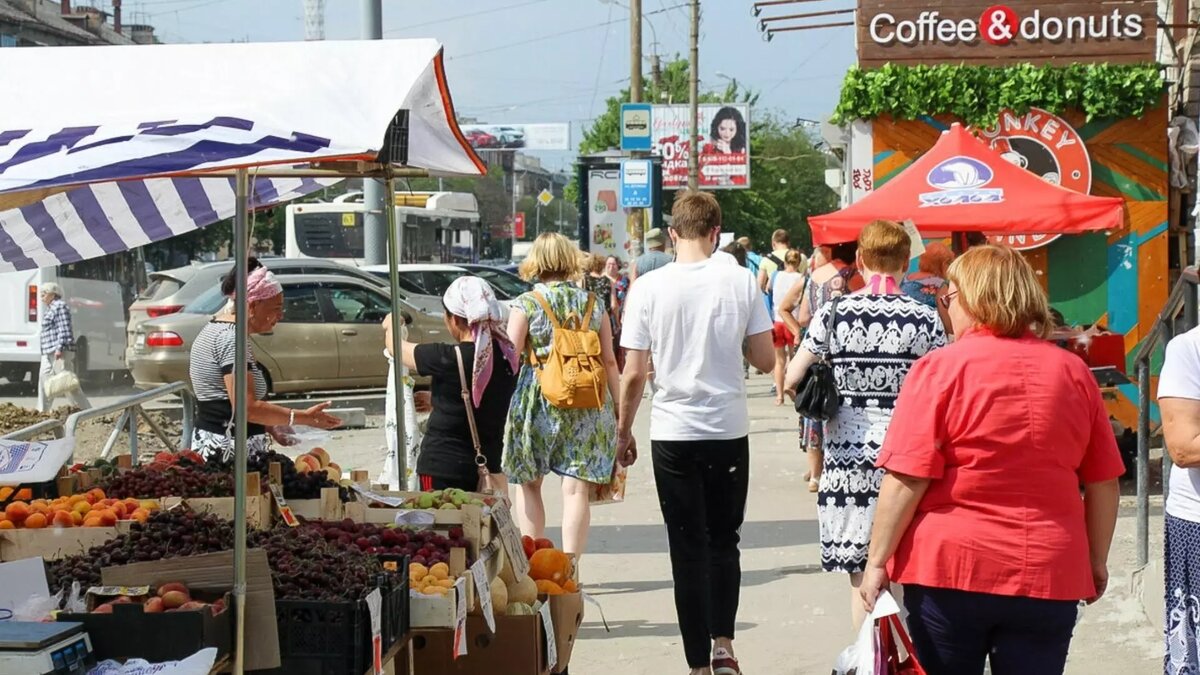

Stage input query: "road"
[{"left": 314, "top": 375, "right": 1161, "bottom": 674}]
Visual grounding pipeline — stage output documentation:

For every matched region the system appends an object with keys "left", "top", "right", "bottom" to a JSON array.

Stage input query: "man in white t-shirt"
[
  {"left": 1157, "top": 327, "right": 1200, "bottom": 669},
  {"left": 617, "top": 191, "right": 774, "bottom": 675}
]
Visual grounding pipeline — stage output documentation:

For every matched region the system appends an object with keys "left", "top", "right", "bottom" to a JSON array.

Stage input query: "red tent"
[{"left": 809, "top": 123, "right": 1126, "bottom": 245}]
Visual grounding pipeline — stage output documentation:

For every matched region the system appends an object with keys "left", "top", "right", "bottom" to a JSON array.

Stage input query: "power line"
[
  {"left": 589, "top": 3, "right": 616, "bottom": 116},
  {"left": 383, "top": 0, "right": 553, "bottom": 35}
]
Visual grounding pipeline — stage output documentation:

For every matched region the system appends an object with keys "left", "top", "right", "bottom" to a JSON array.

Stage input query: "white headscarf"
[{"left": 443, "top": 276, "right": 519, "bottom": 407}]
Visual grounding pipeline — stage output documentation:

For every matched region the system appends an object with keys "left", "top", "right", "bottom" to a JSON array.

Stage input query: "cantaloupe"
[
  {"left": 490, "top": 577, "right": 508, "bottom": 614},
  {"left": 507, "top": 575, "right": 537, "bottom": 605}
]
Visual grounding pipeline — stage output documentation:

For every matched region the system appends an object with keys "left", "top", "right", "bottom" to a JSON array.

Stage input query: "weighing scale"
[{"left": 0, "top": 621, "right": 94, "bottom": 674}]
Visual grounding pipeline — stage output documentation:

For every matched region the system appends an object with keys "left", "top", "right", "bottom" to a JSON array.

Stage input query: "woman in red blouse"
[{"left": 860, "top": 245, "right": 1124, "bottom": 675}]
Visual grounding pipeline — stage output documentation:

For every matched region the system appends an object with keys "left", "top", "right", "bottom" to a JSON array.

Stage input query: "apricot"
[
  {"left": 73, "top": 501, "right": 91, "bottom": 516},
  {"left": 82, "top": 516, "right": 103, "bottom": 528},
  {"left": 23, "top": 513, "right": 47, "bottom": 529},
  {"left": 50, "top": 511, "right": 74, "bottom": 528},
  {"left": 85, "top": 488, "right": 106, "bottom": 504},
  {"left": 68, "top": 494, "right": 87, "bottom": 506},
  {"left": 4, "top": 502, "right": 29, "bottom": 524},
  {"left": 0, "top": 520, "right": 13, "bottom": 530},
  {"left": 130, "top": 508, "right": 150, "bottom": 524},
  {"left": 111, "top": 502, "right": 127, "bottom": 519},
  {"left": 30, "top": 499, "right": 48, "bottom": 511},
  {"left": 14, "top": 488, "right": 31, "bottom": 501},
  {"left": 70, "top": 511, "right": 83, "bottom": 526},
  {"left": 97, "top": 510, "right": 118, "bottom": 527}
]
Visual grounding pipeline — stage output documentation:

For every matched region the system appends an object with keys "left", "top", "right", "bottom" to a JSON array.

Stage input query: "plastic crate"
[
  {"left": 378, "top": 567, "right": 409, "bottom": 652},
  {"left": 271, "top": 597, "right": 370, "bottom": 675}
]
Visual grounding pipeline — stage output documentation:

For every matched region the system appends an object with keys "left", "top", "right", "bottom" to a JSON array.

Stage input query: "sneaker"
[{"left": 712, "top": 648, "right": 741, "bottom": 675}]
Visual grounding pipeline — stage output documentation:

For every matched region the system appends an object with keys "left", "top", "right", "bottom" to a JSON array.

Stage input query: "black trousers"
[
  {"left": 651, "top": 437, "right": 750, "bottom": 668},
  {"left": 904, "top": 585, "right": 1079, "bottom": 675}
]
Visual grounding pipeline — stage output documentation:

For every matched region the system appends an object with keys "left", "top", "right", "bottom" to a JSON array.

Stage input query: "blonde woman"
[
  {"left": 862, "top": 246, "right": 1123, "bottom": 675},
  {"left": 504, "top": 233, "right": 620, "bottom": 555}
]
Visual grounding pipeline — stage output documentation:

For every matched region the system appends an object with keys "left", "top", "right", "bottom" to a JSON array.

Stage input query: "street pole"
[
  {"left": 510, "top": 171, "right": 519, "bottom": 257},
  {"left": 629, "top": 0, "right": 647, "bottom": 257},
  {"left": 651, "top": 54, "right": 662, "bottom": 91},
  {"left": 688, "top": 0, "right": 700, "bottom": 191},
  {"left": 362, "top": 0, "right": 387, "bottom": 265}
]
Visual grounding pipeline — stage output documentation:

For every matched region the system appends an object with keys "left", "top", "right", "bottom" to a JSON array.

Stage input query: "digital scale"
[{"left": 0, "top": 621, "right": 94, "bottom": 674}]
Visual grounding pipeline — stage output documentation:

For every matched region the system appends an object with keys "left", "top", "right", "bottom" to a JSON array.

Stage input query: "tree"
[{"left": 575, "top": 57, "right": 837, "bottom": 251}]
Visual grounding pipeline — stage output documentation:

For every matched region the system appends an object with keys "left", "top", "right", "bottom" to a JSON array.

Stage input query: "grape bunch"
[
  {"left": 247, "top": 451, "right": 348, "bottom": 501},
  {"left": 248, "top": 525, "right": 382, "bottom": 601},
  {"left": 100, "top": 465, "right": 234, "bottom": 499},
  {"left": 46, "top": 511, "right": 235, "bottom": 593}
]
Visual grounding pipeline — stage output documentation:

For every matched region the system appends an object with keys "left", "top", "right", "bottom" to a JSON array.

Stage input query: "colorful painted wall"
[{"left": 871, "top": 103, "right": 1168, "bottom": 427}]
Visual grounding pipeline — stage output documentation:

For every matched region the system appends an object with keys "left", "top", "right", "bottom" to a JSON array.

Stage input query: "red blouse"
[{"left": 876, "top": 330, "right": 1125, "bottom": 601}]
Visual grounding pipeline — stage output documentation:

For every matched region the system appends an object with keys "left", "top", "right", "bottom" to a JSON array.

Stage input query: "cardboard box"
[
  {"left": 0, "top": 523, "right": 132, "bottom": 561},
  {"left": 412, "top": 615, "right": 549, "bottom": 675},
  {"left": 547, "top": 593, "right": 584, "bottom": 674}
]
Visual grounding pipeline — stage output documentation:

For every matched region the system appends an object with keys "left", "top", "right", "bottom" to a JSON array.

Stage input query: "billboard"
[
  {"left": 587, "top": 167, "right": 641, "bottom": 260},
  {"left": 460, "top": 123, "right": 571, "bottom": 151},
  {"left": 652, "top": 104, "right": 750, "bottom": 190}
]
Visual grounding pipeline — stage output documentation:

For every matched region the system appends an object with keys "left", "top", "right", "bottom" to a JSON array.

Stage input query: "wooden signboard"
[{"left": 857, "top": 0, "right": 1158, "bottom": 67}]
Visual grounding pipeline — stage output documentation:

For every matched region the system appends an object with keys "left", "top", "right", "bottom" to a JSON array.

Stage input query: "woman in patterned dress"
[
  {"left": 783, "top": 220, "right": 946, "bottom": 629},
  {"left": 504, "top": 233, "right": 620, "bottom": 555}
]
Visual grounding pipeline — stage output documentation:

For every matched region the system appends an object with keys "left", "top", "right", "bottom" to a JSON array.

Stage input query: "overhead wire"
[{"left": 383, "top": 0, "right": 553, "bottom": 35}]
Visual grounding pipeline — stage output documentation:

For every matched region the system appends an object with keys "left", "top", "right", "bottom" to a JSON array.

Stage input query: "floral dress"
[{"left": 503, "top": 282, "right": 617, "bottom": 485}]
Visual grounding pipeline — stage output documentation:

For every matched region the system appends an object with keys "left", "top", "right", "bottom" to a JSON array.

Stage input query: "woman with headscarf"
[
  {"left": 396, "top": 276, "right": 519, "bottom": 493},
  {"left": 189, "top": 266, "right": 341, "bottom": 463}
]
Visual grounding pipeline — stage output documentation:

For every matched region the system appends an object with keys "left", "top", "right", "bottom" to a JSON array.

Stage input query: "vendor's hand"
[
  {"left": 616, "top": 431, "right": 638, "bottom": 467},
  {"left": 1087, "top": 560, "right": 1109, "bottom": 605},
  {"left": 303, "top": 401, "right": 342, "bottom": 430},
  {"left": 859, "top": 564, "right": 890, "bottom": 614},
  {"left": 268, "top": 426, "right": 297, "bottom": 447}
]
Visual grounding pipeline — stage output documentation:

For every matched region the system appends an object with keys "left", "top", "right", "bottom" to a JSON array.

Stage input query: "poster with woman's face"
[{"left": 651, "top": 104, "right": 751, "bottom": 190}]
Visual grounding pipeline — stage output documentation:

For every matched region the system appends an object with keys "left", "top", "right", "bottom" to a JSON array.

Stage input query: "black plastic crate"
[
  {"left": 269, "top": 597, "right": 370, "bottom": 675},
  {"left": 378, "top": 569, "right": 409, "bottom": 652},
  {"left": 57, "top": 591, "right": 233, "bottom": 663}
]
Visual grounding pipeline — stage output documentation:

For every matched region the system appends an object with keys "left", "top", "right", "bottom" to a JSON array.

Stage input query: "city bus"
[
  {"left": 284, "top": 191, "right": 482, "bottom": 266},
  {"left": 0, "top": 249, "right": 147, "bottom": 385}
]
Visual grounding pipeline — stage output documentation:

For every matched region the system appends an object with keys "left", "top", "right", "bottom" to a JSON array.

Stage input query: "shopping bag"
[
  {"left": 831, "top": 611, "right": 880, "bottom": 674},
  {"left": 43, "top": 359, "right": 80, "bottom": 399},
  {"left": 879, "top": 613, "right": 927, "bottom": 675},
  {"left": 589, "top": 463, "right": 628, "bottom": 506},
  {"left": 831, "top": 591, "right": 925, "bottom": 675}
]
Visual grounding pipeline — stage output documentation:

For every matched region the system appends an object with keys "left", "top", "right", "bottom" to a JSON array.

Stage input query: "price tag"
[
  {"left": 366, "top": 588, "right": 383, "bottom": 675},
  {"left": 453, "top": 577, "right": 469, "bottom": 659},
  {"left": 87, "top": 585, "right": 150, "bottom": 599},
  {"left": 268, "top": 483, "right": 299, "bottom": 527},
  {"left": 539, "top": 600, "right": 557, "bottom": 671},
  {"left": 470, "top": 559, "right": 495, "bottom": 633},
  {"left": 351, "top": 483, "right": 406, "bottom": 507},
  {"left": 901, "top": 219, "right": 925, "bottom": 260},
  {"left": 491, "top": 501, "right": 530, "bottom": 579},
  {"left": 582, "top": 591, "right": 611, "bottom": 633}
]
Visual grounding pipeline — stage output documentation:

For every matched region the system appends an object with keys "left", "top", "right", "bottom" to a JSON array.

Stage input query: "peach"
[
  {"left": 0, "top": 520, "right": 13, "bottom": 530},
  {"left": 157, "top": 582, "right": 189, "bottom": 598},
  {"left": 97, "top": 510, "right": 118, "bottom": 527},
  {"left": 92, "top": 603, "right": 114, "bottom": 614},
  {"left": 308, "top": 447, "right": 330, "bottom": 468},
  {"left": 161, "top": 590, "right": 188, "bottom": 610},
  {"left": 143, "top": 597, "right": 164, "bottom": 613},
  {"left": 23, "top": 513, "right": 47, "bottom": 529},
  {"left": 50, "top": 511, "right": 74, "bottom": 528},
  {"left": 4, "top": 502, "right": 29, "bottom": 524}
]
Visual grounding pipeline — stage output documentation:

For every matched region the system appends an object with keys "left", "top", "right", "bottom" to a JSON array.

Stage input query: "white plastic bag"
[
  {"left": 275, "top": 425, "right": 331, "bottom": 453},
  {"left": 87, "top": 648, "right": 217, "bottom": 675},
  {"left": 831, "top": 591, "right": 905, "bottom": 675}
]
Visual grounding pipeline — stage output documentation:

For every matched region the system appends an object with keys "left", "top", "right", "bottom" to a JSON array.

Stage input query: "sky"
[{"left": 120, "top": 0, "right": 858, "bottom": 172}]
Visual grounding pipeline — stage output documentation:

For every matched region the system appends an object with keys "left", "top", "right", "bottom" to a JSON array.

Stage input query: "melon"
[
  {"left": 490, "top": 576, "right": 509, "bottom": 614},
  {"left": 507, "top": 575, "right": 537, "bottom": 606}
]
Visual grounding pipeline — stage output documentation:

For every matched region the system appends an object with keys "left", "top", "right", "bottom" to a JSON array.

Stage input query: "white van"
[{"left": 0, "top": 250, "right": 145, "bottom": 384}]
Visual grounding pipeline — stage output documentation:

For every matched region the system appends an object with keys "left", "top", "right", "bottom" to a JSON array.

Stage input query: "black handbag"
[{"left": 794, "top": 296, "right": 841, "bottom": 421}]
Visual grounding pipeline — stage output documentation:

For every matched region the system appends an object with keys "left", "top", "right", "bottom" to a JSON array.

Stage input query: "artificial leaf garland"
[{"left": 832, "top": 63, "right": 1165, "bottom": 127}]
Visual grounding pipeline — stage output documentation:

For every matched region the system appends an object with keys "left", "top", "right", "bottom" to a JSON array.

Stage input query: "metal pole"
[
  {"left": 1137, "top": 357, "right": 1151, "bottom": 567},
  {"left": 384, "top": 173, "right": 408, "bottom": 489},
  {"left": 687, "top": 0, "right": 700, "bottom": 191},
  {"left": 362, "top": 0, "right": 387, "bottom": 265},
  {"left": 630, "top": 0, "right": 643, "bottom": 104},
  {"left": 231, "top": 168, "right": 250, "bottom": 675}
]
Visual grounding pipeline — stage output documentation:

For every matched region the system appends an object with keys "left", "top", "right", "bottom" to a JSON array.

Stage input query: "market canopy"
[
  {"left": 0, "top": 38, "right": 484, "bottom": 271},
  {"left": 809, "top": 123, "right": 1126, "bottom": 246}
]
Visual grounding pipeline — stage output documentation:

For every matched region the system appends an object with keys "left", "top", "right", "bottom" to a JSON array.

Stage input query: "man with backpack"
[
  {"left": 757, "top": 228, "right": 791, "bottom": 295},
  {"left": 617, "top": 191, "right": 775, "bottom": 675}
]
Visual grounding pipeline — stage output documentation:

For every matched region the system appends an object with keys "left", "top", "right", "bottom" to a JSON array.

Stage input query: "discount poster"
[{"left": 651, "top": 104, "right": 751, "bottom": 190}]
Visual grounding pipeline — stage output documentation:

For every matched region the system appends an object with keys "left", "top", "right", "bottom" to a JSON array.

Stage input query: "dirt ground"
[{"left": 0, "top": 402, "right": 184, "bottom": 462}]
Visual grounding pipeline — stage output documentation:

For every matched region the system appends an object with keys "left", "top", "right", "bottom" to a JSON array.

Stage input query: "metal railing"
[
  {"left": 1134, "top": 266, "right": 1199, "bottom": 566},
  {"left": 1, "top": 418, "right": 64, "bottom": 441},
  {"left": 59, "top": 382, "right": 195, "bottom": 463}
]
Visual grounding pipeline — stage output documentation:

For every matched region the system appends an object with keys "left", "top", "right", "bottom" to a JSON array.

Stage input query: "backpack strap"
[{"left": 581, "top": 292, "right": 596, "bottom": 330}]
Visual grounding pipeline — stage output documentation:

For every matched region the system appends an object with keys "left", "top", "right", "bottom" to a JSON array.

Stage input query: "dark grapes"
[{"left": 247, "top": 451, "right": 349, "bottom": 501}]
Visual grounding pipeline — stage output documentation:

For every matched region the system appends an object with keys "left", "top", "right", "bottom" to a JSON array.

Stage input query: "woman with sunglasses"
[{"left": 860, "top": 245, "right": 1123, "bottom": 675}]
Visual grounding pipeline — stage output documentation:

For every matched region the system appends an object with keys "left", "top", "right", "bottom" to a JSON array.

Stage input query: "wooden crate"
[
  {"left": 344, "top": 500, "right": 489, "bottom": 559},
  {"left": 0, "top": 522, "right": 133, "bottom": 561},
  {"left": 160, "top": 473, "right": 269, "bottom": 529},
  {"left": 284, "top": 487, "right": 344, "bottom": 522}
]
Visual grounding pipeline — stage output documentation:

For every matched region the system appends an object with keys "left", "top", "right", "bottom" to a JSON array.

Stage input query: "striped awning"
[{"left": 0, "top": 38, "right": 483, "bottom": 271}]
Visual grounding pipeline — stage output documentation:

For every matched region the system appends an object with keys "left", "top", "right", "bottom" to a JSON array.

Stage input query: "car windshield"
[
  {"left": 418, "top": 270, "right": 472, "bottom": 296},
  {"left": 183, "top": 285, "right": 230, "bottom": 315},
  {"left": 470, "top": 268, "right": 530, "bottom": 299},
  {"left": 366, "top": 272, "right": 429, "bottom": 296}
]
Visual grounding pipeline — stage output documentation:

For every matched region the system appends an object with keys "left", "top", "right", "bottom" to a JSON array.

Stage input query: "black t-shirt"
[{"left": 414, "top": 342, "right": 517, "bottom": 480}]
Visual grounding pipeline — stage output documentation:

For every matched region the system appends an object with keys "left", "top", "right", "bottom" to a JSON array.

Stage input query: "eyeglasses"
[{"left": 939, "top": 291, "right": 959, "bottom": 310}]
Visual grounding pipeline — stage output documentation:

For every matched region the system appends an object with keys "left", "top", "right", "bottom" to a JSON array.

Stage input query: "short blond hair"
[
  {"left": 520, "top": 233, "right": 579, "bottom": 281},
  {"left": 857, "top": 220, "right": 910, "bottom": 274},
  {"left": 948, "top": 245, "right": 1053, "bottom": 339}
]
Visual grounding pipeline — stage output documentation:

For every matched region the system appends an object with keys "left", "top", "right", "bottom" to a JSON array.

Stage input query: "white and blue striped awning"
[{"left": 0, "top": 39, "right": 484, "bottom": 271}]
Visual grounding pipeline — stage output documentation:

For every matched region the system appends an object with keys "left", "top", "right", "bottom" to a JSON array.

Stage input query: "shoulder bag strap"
[
  {"left": 454, "top": 346, "right": 489, "bottom": 480},
  {"left": 823, "top": 296, "right": 840, "bottom": 359}
]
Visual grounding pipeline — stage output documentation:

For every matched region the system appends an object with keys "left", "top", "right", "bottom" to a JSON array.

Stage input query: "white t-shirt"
[
  {"left": 712, "top": 249, "right": 739, "bottom": 266},
  {"left": 621, "top": 256, "right": 773, "bottom": 440},
  {"left": 1159, "top": 327, "right": 1200, "bottom": 523},
  {"left": 771, "top": 270, "right": 804, "bottom": 323}
]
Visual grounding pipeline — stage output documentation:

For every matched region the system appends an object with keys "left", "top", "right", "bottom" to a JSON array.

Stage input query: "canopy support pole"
[
  {"left": 231, "top": 168, "right": 250, "bottom": 675},
  {"left": 384, "top": 170, "right": 408, "bottom": 489}
]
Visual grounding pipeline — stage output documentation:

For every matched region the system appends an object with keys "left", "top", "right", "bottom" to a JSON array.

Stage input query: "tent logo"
[{"left": 921, "top": 156, "right": 1004, "bottom": 207}]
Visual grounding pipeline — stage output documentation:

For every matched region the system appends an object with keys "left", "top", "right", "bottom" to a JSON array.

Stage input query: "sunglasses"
[{"left": 939, "top": 290, "right": 959, "bottom": 310}]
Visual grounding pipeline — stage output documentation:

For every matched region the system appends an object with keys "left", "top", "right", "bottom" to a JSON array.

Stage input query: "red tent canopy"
[{"left": 809, "top": 123, "right": 1126, "bottom": 245}]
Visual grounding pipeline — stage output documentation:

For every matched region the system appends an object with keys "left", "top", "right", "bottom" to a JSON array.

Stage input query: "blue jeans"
[{"left": 903, "top": 585, "right": 1078, "bottom": 675}]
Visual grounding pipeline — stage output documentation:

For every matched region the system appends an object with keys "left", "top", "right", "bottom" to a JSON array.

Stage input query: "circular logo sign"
[
  {"left": 978, "top": 108, "right": 1092, "bottom": 250},
  {"left": 980, "top": 5, "right": 1018, "bottom": 45}
]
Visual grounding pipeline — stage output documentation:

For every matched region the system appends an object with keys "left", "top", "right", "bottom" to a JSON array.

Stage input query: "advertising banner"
[
  {"left": 460, "top": 123, "right": 571, "bottom": 151},
  {"left": 652, "top": 104, "right": 751, "bottom": 190},
  {"left": 587, "top": 167, "right": 640, "bottom": 259}
]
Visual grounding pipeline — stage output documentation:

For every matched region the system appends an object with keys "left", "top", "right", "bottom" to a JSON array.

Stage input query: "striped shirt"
[
  {"left": 40, "top": 299, "right": 74, "bottom": 354},
  {"left": 189, "top": 321, "right": 268, "bottom": 436}
]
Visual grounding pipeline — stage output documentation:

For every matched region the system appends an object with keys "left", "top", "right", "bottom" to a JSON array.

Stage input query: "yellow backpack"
[{"left": 528, "top": 291, "right": 606, "bottom": 410}]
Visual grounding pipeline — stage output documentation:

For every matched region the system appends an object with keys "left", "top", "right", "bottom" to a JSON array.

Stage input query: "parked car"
[
  {"left": 454, "top": 264, "right": 532, "bottom": 300},
  {"left": 124, "top": 258, "right": 407, "bottom": 369},
  {"left": 128, "top": 274, "right": 447, "bottom": 393},
  {"left": 363, "top": 263, "right": 528, "bottom": 304}
]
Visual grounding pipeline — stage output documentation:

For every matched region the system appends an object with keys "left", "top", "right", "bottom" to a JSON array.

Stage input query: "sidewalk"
[{"left": 323, "top": 376, "right": 1162, "bottom": 673}]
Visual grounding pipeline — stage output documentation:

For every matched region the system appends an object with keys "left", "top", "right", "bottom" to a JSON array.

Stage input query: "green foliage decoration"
[{"left": 832, "top": 63, "right": 1165, "bottom": 127}]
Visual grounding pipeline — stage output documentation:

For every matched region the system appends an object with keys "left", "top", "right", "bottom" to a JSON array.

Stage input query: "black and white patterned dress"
[{"left": 802, "top": 293, "right": 947, "bottom": 573}]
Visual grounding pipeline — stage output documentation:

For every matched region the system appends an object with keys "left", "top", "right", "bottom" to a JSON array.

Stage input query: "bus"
[
  {"left": 0, "top": 249, "right": 147, "bottom": 385},
  {"left": 285, "top": 191, "right": 482, "bottom": 266}
]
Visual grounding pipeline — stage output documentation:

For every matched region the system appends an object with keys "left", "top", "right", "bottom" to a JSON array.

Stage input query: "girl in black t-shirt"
[{"left": 395, "top": 276, "right": 519, "bottom": 492}]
